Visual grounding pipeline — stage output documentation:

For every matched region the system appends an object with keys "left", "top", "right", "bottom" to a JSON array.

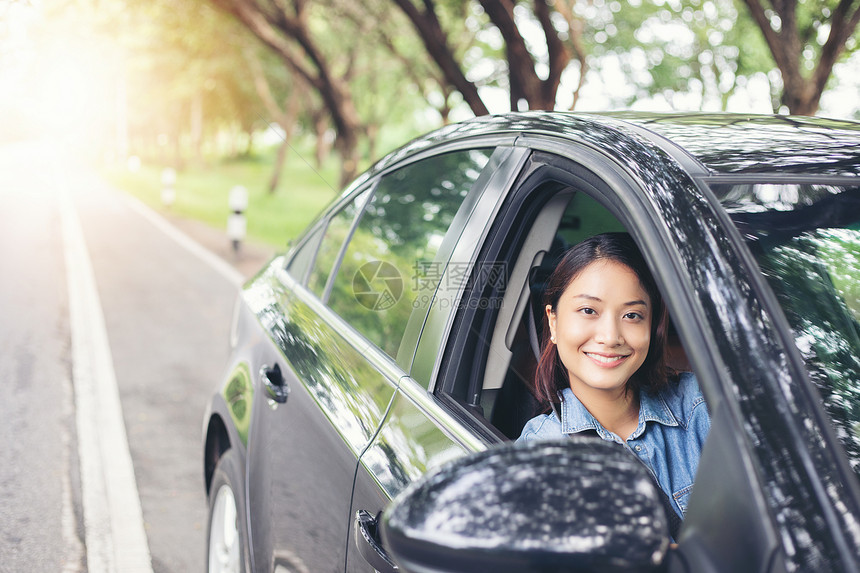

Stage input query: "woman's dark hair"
[{"left": 534, "top": 232, "right": 670, "bottom": 411}]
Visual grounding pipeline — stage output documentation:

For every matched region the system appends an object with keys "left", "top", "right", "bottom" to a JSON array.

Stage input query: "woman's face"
[{"left": 547, "top": 260, "right": 652, "bottom": 397}]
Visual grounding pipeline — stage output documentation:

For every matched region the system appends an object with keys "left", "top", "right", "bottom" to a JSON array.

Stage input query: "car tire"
[{"left": 207, "top": 449, "right": 245, "bottom": 573}]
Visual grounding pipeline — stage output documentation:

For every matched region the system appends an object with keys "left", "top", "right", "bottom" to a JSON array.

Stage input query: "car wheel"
[{"left": 207, "top": 449, "right": 244, "bottom": 573}]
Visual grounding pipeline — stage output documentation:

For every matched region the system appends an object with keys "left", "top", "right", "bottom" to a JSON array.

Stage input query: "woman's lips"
[{"left": 584, "top": 352, "right": 630, "bottom": 367}]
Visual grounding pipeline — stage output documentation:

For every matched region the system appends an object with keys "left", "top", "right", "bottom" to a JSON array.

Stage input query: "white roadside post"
[
  {"left": 160, "top": 168, "right": 176, "bottom": 208},
  {"left": 228, "top": 185, "right": 248, "bottom": 255}
]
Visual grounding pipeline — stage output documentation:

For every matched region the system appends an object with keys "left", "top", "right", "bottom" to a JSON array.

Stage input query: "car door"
[
  {"left": 244, "top": 182, "right": 396, "bottom": 573},
  {"left": 246, "top": 145, "right": 509, "bottom": 573},
  {"left": 677, "top": 179, "right": 860, "bottom": 571}
]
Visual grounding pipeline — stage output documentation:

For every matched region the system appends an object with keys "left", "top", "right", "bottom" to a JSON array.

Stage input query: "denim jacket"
[{"left": 517, "top": 372, "right": 710, "bottom": 518}]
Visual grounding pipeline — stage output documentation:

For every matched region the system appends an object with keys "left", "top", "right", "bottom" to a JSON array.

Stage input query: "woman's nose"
[{"left": 594, "top": 317, "right": 623, "bottom": 345}]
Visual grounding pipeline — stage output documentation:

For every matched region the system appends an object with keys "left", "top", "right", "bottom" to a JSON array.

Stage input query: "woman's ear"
[{"left": 546, "top": 305, "right": 557, "bottom": 344}]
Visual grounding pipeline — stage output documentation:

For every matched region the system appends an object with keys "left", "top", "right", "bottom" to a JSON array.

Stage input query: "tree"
[
  {"left": 576, "top": 0, "right": 858, "bottom": 116},
  {"left": 340, "top": 0, "right": 466, "bottom": 126},
  {"left": 391, "top": 0, "right": 589, "bottom": 113},
  {"left": 206, "top": 0, "right": 364, "bottom": 185},
  {"left": 477, "top": 0, "right": 571, "bottom": 110},
  {"left": 388, "top": 0, "right": 490, "bottom": 115},
  {"left": 740, "top": 0, "right": 860, "bottom": 115}
]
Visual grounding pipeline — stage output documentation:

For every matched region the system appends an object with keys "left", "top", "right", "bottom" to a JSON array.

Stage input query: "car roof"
[{"left": 379, "top": 111, "right": 860, "bottom": 178}]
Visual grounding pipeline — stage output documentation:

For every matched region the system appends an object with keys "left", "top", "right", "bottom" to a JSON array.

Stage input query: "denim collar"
[{"left": 558, "top": 386, "right": 678, "bottom": 441}]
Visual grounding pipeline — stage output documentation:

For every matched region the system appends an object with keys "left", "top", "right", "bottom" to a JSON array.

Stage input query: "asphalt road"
[{"left": 0, "top": 140, "right": 274, "bottom": 573}]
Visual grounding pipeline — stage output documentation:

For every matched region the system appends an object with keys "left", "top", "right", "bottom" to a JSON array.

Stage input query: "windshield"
[{"left": 714, "top": 183, "right": 860, "bottom": 477}]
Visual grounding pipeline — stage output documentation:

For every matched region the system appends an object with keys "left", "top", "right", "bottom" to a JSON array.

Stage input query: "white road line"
[
  {"left": 60, "top": 190, "right": 154, "bottom": 573},
  {"left": 123, "top": 194, "right": 245, "bottom": 287},
  {"left": 61, "top": 369, "right": 84, "bottom": 573}
]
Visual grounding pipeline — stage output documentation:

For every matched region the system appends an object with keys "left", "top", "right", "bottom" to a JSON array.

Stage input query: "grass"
[{"left": 103, "top": 147, "right": 342, "bottom": 249}]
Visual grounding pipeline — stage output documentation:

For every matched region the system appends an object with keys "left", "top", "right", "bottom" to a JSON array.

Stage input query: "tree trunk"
[
  {"left": 479, "top": 0, "right": 570, "bottom": 110},
  {"left": 365, "top": 123, "right": 379, "bottom": 164},
  {"left": 390, "top": 0, "right": 490, "bottom": 116},
  {"left": 245, "top": 50, "right": 308, "bottom": 193},
  {"left": 314, "top": 111, "right": 331, "bottom": 169},
  {"left": 268, "top": 139, "right": 290, "bottom": 194},
  {"left": 336, "top": 129, "right": 359, "bottom": 188},
  {"left": 741, "top": 0, "right": 860, "bottom": 115},
  {"left": 553, "top": 0, "right": 589, "bottom": 110},
  {"left": 244, "top": 129, "right": 254, "bottom": 156},
  {"left": 190, "top": 92, "right": 203, "bottom": 164}
]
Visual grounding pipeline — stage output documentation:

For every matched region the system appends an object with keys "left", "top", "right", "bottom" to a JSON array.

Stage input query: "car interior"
[{"left": 443, "top": 175, "right": 693, "bottom": 441}]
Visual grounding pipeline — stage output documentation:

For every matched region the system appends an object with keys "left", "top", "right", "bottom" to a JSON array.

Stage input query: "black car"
[{"left": 203, "top": 112, "right": 860, "bottom": 573}]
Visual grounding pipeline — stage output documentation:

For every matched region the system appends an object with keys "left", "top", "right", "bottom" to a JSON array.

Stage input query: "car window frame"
[
  {"left": 284, "top": 223, "right": 325, "bottom": 286},
  {"left": 426, "top": 151, "right": 652, "bottom": 443},
  {"left": 416, "top": 138, "right": 738, "bottom": 442},
  {"left": 282, "top": 181, "right": 376, "bottom": 289}
]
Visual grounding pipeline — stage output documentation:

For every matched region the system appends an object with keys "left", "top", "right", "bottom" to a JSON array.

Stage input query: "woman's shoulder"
[
  {"left": 664, "top": 371, "right": 703, "bottom": 397},
  {"left": 516, "top": 411, "right": 564, "bottom": 442},
  {"left": 662, "top": 372, "right": 709, "bottom": 427},
  {"left": 676, "top": 371, "right": 704, "bottom": 395}
]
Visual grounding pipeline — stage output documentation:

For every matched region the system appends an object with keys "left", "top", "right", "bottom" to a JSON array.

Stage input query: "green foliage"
[
  {"left": 584, "top": 0, "right": 776, "bottom": 110},
  {"left": 792, "top": 0, "right": 859, "bottom": 73}
]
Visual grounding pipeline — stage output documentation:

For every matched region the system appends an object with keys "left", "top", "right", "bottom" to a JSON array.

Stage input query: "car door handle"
[
  {"left": 260, "top": 364, "right": 289, "bottom": 403},
  {"left": 355, "top": 510, "right": 398, "bottom": 572}
]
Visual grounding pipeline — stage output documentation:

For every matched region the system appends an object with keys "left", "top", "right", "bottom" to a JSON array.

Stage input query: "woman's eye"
[
  {"left": 580, "top": 308, "right": 597, "bottom": 316},
  {"left": 624, "top": 312, "right": 644, "bottom": 320}
]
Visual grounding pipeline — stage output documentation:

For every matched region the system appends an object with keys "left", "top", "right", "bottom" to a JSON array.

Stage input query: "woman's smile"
[{"left": 584, "top": 351, "right": 631, "bottom": 367}]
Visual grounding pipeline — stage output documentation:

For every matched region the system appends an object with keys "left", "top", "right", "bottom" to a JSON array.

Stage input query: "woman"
[{"left": 518, "top": 232, "right": 710, "bottom": 524}]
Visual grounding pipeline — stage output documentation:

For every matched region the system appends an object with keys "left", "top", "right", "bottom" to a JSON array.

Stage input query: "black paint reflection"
[
  {"left": 617, "top": 113, "right": 860, "bottom": 175},
  {"left": 717, "top": 184, "right": 860, "bottom": 476},
  {"left": 245, "top": 264, "right": 395, "bottom": 450},
  {"left": 376, "top": 112, "right": 860, "bottom": 177},
  {"left": 713, "top": 182, "right": 860, "bottom": 568}
]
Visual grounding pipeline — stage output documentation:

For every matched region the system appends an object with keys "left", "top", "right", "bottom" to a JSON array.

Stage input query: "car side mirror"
[{"left": 380, "top": 437, "right": 671, "bottom": 573}]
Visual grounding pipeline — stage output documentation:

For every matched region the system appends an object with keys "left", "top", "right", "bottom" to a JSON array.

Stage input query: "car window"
[
  {"left": 716, "top": 183, "right": 860, "bottom": 478},
  {"left": 446, "top": 185, "right": 629, "bottom": 439},
  {"left": 435, "top": 157, "right": 694, "bottom": 444},
  {"left": 326, "top": 149, "right": 493, "bottom": 359},
  {"left": 306, "top": 188, "right": 372, "bottom": 298}
]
